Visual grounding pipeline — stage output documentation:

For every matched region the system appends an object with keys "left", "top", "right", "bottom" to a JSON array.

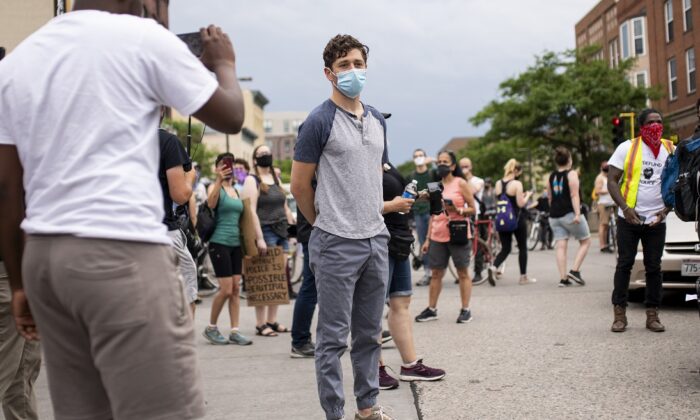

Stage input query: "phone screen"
[
  {"left": 444, "top": 199, "right": 454, "bottom": 206},
  {"left": 176, "top": 32, "right": 203, "bottom": 57}
]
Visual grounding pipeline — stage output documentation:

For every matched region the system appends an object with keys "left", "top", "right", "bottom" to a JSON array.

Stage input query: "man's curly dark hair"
[{"left": 323, "top": 34, "right": 369, "bottom": 69}]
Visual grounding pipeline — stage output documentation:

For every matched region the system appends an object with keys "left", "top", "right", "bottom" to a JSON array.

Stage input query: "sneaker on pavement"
[
  {"left": 355, "top": 405, "right": 396, "bottom": 420},
  {"left": 229, "top": 331, "right": 253, "bottom": 345},
  {"left": 399, "top": 359, "right": 446, "bottom": 382},
  {"left": 415, "top": 307, "right": 438, "bottom": 322},
  {"left": 415, "top": 274, "right": 431, "bottom": 287},
  {"left": 518, "top": 275, "right": 536, "bottom": 285},
  {"left": 378, "top": 365, "right": 399, "bottom": 390},
  {"left": 203, "top": 326, "right": 228, "bottom": 345},
  {"left": 567, "top": 270, "right": 585, "bottom": 285},
  {"left": 290, "top": 341, "right": 315, "bottom": 358},
  {"left": 558, "top": 279, "right": 572, "bottom": 287},
  {"left": 472, "top": 272, "right": 486, "bottom": 285},
  {"left": 381, "top": 330, "right": 393, "bottom": 344},
  {"left": 456, "top": 308, "right": 473, "bottom": 323}
]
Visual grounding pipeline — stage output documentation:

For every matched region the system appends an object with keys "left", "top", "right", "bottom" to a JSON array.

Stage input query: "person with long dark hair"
[
  {"left": 203, "top": 153, "right": 265, "bottom": 346},
  {"left": 243, "top": 144, "right": 296, "bottom": 337},
  {"left": 487, "top": 159, "right": 536, "bottom": 286},
  {"left": 415, "top": 150, "right": 476, "bottom": 324}
]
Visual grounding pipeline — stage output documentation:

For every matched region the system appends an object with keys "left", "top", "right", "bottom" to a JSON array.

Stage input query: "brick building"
[
  {"left": 264, "top": 111, "right": 309, "bottom": 161},
  {"left": 576, "top": 0, "right": 699, "bottom": 139}
]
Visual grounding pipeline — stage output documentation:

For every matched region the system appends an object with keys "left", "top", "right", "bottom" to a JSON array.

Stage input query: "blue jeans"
[
  {"left": 262, "top": 224, "right": 289, "bottom": 251},
  {"left": 414, "top": 212, "right": 431, "bottom": 274},
  {"left": 387, "top": 256, "right": 413, "bottom": 299},
  {"left": 291, "top": 242, "right": 317, "bottom": 348}
]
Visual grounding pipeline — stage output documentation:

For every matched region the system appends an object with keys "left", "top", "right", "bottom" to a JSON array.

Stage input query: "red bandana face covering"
[{"left": 640, "top": 122, "right": 664, "bottom": 158}]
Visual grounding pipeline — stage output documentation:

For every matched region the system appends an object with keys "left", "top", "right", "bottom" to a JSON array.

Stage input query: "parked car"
[{"left": 630, "top": 212, "right": 700, "bottom": 300}]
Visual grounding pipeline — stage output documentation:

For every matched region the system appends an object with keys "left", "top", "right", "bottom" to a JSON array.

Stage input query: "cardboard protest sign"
[{"left": 243, "top": 246, "right": 290, "bottom": 306}]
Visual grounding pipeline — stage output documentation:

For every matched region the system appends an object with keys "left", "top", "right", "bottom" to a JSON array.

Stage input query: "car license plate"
[{"left": 682, "top": 260, "right": 700, "bottom": 276}]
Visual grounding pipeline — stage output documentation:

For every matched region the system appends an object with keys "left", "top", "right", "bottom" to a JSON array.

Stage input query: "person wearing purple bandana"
[
  {"left": 233, "top": 158, "right": 250, "bottom": 193},
  {"left": 606, "top": 109, "right": 674, "bottom": 334}
]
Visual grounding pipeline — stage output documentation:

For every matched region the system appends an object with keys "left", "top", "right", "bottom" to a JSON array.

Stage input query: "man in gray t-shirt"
[{"left": 291, "top": 35, "right": 390, "bottom": 420}]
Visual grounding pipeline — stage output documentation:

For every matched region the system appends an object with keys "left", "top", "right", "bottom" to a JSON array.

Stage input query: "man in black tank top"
[{"left": 547, "top": 147, "right": 591, "bottom": 287}]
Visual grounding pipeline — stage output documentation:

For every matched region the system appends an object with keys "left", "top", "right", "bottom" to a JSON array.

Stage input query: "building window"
[
  {"left": 291, "top": 119, "right": 303, "bottom": 133},
  {"left": 635, "top": 72, "right": 648, "bottom": 88},
  {"left": 687, "top": 48, "right": 697, "bottom": 93},
  {"left": 632, "top": 18, "right": 645, "bottom": 55},
  {"left": 284, "top": 140, "right": 291, "bottom": 154},
  {"left": 665, "top": 0, "right": 674, "bottom": 42},
  {"left": 609, "top": 40, "right": 619, "bottom": 68},
  {"left": 669, "top": 57, "right": 678, "bottom": 100},
  {"left": 263, "top": 119, "right": 272, "bottom": 133},
  {"left": 684, "top": 0, "right": 693, "bottom": 32},
  {"left": 283, "top": 120, "right": 290, "bottom": 133},
  {"left": 620, "top": 22, "right": 630, "bottom": 59}
]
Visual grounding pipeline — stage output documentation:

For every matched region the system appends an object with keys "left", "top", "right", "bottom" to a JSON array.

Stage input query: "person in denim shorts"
[
  {"left": 377, "top": 164, "right": 445, "bottom": 390},
  {"left": 547, "top": 147, "right": 591, "bottom": 287}
]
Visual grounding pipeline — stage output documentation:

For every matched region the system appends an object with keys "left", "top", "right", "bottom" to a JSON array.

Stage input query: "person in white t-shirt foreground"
[
  {"left": 607, "top": 109, "right": 674, "bottom": 334},
  {"left": 0, "top": 1, "right": 246, "bottom": 418},
  {"left": 594, "top": 160, "right": 615, "bottom": 253}
]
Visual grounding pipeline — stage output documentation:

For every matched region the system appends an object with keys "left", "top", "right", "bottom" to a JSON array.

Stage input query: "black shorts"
[{"left": 209, "top": 242, "right": 243, "bottom": 278}]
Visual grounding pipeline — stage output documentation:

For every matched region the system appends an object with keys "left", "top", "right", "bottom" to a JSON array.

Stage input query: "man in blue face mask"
[{"left": 291, "top": 35, "right": 392, "bottom": 420}]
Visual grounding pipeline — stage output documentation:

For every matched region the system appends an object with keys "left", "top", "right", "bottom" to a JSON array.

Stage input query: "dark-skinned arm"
[
  {"left": 0, "top": 145, "right": 38, "bottom": 340},
  {"left": 191, "top": 26, "right": 245, "bottom": 134},
  {"left": 607, "top": 166, "right": 641, "bottom": 225}
]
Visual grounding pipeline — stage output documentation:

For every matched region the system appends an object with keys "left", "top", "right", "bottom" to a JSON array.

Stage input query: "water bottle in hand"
[{"left": 399, "top": 180, "right": 418, "bottom": 214}]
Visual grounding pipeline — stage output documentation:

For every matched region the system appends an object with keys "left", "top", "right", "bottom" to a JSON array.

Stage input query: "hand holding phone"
[{"left": 176, "top": 32, "right": 203, "bottom": 57}]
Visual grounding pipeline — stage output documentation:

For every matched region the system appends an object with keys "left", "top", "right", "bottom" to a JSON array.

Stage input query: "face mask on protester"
[
  {"left": 414, "top": 157, "right": 426, "bottom": 166},
  {"left": 436, "top": 164, "right": 452, "bottom": 179},
  {"left": 602, "top": 166, "right": 609, "bottom": 173},
  {"left": 255, "top": 154, "right": 273, "bottom": 168},
  {"left": 255, "top": 155, "right": 272, "bottom": 168},
  {"left": 233, "top": 168, "right": 247, "bottom": 184},
  {"left": 640, "top": 122, "right": 664, "bottom": 158},
  {"left": 329, "top": 68, "right": 366, "bottom": 99}
]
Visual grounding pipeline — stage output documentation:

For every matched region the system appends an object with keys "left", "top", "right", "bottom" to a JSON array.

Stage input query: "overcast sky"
[{"left": 170, "top": 0, "right": 596, "bottom": 163}]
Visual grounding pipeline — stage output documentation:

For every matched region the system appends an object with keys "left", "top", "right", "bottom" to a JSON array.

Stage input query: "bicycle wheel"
[
  {"left": 472, "top": 237, "right": 492, "bottom": 285},
  {"left": 527, "top": 224, "right": 540, "bottom": 251},
  {"left": 447, "top": 257, "right": 458, "bottom": 281}
]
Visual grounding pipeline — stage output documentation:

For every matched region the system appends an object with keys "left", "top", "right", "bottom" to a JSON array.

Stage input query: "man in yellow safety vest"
[{"left": 606, "top": 109, "right": 673, "bottom": 334}]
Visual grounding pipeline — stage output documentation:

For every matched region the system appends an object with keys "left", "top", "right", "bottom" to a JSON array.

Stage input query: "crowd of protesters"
[{"left": 0, "top": 1, "right": 693, "bottom": 419}]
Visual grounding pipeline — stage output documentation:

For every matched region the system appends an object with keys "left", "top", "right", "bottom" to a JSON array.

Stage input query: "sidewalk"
[{"left": 33, "top": 284, "right": 421, "bottom": 419}]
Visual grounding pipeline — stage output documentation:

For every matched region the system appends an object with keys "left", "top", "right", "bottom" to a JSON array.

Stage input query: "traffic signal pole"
[{"left": 619, "top": 112, "right": 635, "bottom": 140}]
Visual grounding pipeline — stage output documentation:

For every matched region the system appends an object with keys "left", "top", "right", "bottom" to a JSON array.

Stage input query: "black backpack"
[
  {"left": 670, "top": 135, "right": 700, "bottom": 222},
  {"left": 196, "top": 202, "right": 217, "bottom": 242}
]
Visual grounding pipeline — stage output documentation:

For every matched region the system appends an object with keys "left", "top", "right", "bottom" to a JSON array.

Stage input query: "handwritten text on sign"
[{"left": 243, "top": 246, "right": 290, "bottom": 306}]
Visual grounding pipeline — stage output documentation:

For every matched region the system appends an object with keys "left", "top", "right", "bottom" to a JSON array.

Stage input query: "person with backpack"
[
  {"left": 487, "top": 159, "right": 536, "bottom": 286},
  {"left": 157, "top": 127, "right": 199, "bottom": 316},
  {"left": 202, "top": 153, "right": 264, "bottom": 346},
  {"left": 411, "top": 149, "right": 434, "bottom": 287},
  {"left": 414, "top": 150, "right": 477, "bottom": 324},
  {"left": 547, "top": 147, "right": 591, "bottom": 287},
  {"left": 607, "top": 109, "right": 673, "bottom": 333}
]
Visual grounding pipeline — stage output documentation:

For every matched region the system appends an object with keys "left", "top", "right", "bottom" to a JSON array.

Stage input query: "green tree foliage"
[
  {"left": 162, "top": 118, "right": 216, "bottom": 178},
  {"left": 469, "top": 46, "right": 659, "bottom": 201},
  {"left": 396, "top": 160, "right": 416, "bottom": 179},
  {"left": 275, "top": 159, "right": 293, "bottom": 183}
]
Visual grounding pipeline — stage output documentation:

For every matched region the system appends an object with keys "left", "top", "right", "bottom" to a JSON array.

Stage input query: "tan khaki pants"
[
  {"left": 0, "top": 266, "right": 41, "bottom": 420},
  {"left": 22, "top": 236, "right": 205, "bottom": 420}
]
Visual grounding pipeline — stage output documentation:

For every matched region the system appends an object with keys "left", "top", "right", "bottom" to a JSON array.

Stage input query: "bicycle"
[
  {"left": 605, "top": 205, "right": 617, "bottom": 252},
  {"left": 469, "top": 210, "right": 501, "bottom": 285},
  {"left": 527, "top": 210, "right": 554, "bottom": 251}
]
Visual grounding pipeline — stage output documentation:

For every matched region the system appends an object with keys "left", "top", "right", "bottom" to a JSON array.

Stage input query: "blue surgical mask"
[{"left": 332, "top": 68, "right": 366, "bottom": 99}]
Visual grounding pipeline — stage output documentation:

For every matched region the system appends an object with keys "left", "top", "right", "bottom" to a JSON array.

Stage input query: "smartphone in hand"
[
  {"left": 221, "top": 156, "right": 233, "bottom": 178},
  {"left": 177, "top": 32, "right": 203, "bottom": 57}
]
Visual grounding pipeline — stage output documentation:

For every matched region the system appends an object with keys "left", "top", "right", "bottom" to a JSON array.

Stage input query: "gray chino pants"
[{"left": 309, "top": 227, "right": 390, "bottom": 420}]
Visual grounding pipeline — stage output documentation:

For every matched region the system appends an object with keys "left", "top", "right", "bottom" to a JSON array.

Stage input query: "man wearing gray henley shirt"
[{"left": 290, "top": 35, "right": 391, "bottom": 420}]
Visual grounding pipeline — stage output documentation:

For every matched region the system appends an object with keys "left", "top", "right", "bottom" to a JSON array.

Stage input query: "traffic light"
[{"left": 612, "top": 116, "right": 626, "bottom": 146}]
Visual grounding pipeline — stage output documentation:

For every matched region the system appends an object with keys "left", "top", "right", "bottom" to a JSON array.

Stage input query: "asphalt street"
[{"left": 23, "top": 235, "right": 700, "bottom": 419}]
